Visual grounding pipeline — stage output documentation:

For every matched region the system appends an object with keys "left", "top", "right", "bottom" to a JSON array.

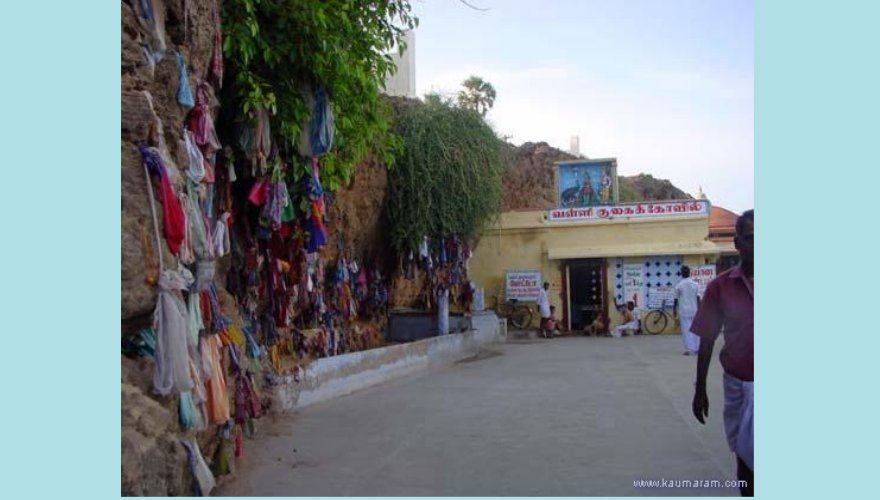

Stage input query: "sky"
[{"left": 410, "top": 0, "right": 754, "bottom": 214}]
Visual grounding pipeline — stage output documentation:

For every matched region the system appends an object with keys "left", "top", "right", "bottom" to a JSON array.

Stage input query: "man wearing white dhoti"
[{"left": 674, "top": 266, "right": 702, "bottom": 355}]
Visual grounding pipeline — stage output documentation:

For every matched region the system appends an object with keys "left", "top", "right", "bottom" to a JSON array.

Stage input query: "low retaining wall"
[{"left": 271, "top": 311, "right": 503, "bottom": 411}]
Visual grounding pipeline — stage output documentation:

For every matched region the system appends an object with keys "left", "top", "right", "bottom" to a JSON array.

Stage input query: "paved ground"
[{"left": 218, "top": 335, "right": 740, "bottom": 496}]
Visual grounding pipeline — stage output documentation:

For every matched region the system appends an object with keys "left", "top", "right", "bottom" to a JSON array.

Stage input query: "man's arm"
[
  {"left": 673, "top": 298, "right": 679, "bottom": 318},
  {"left": 693, "top": 337, "right": 715, "bottom": 424},
  {"left": 690, "top": 280, "right": 722, "bottom": 424}
]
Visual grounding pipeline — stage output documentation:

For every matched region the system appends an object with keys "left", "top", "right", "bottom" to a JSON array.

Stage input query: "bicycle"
[
  {"left": 489, "top": 291, "right": 534, "bottom": 330},
  {"left": 642, "top": 299, "right": 676, "bottom": 335}
]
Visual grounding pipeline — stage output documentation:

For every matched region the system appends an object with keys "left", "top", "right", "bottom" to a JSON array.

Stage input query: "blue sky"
[{"left": 411, "top": 0, "right": 754, "bottom": 213}]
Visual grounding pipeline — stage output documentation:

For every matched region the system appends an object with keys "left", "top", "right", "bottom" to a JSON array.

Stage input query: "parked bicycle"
[
  {"left": 489, "top": 290, "right": 534, "bottom": 330},
  {"left": 642, "top": 299, "right": 675, "bottom": 335}
]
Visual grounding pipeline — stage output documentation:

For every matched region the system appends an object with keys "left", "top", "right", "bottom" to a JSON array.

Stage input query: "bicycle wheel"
[
  {"left": 643, "top": 311, "right": 667, "bottom": 335},
  {"left": 509, "top": 306, "right": 533, "bottom": 330}
]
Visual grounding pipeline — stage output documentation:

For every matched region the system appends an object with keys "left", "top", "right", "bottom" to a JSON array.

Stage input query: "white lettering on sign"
[
  {"left": 505, "top": 270, "right": 543, "bottom": 302},
  {"left": 622, "top": 264, "right": 645, "bottom": 308},
  {"left": 548, "top": 200, "right": 710, "bottom": 222},
  {"left": 690, "top": 265, "right": 716, "bottom": 297},
  {"left": 648, "top": 286, "right": 675, "bottom": 309}
]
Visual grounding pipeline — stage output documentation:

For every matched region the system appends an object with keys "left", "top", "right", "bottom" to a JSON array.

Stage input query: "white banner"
[
  {"left": 622, "top": 264, "right": 645, "bottom": 308},
  {"left": 648, "top": 286, "right": 675, "bottom": 309},
  {"left": 548, "top": 200, "right": 710, "bottom": 222},
  {"left": 505, "top": 270, "right": 542, "bottom": 302},
  {"left": 690, "top": 265, "right": 717, "bottom": 297}
]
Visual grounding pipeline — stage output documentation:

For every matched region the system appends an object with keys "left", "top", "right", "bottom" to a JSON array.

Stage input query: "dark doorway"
[{"left": 567, "top": 259, "right": 606, "bottom": 331}]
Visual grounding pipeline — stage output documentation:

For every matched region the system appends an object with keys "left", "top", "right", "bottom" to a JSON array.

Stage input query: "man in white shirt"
[
  {"left": 674, "top": 266, "right": 702, "bottom": 355},
  {"left": 537, "top": 282, "right": 551, "bottom": 337}
]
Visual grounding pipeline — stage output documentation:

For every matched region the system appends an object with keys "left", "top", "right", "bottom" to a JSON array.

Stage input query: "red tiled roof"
[{"left": 710, "top": 206, "right": 739, "bottom": 233}]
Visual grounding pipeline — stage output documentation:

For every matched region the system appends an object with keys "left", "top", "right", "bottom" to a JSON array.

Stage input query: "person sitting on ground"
[
  {"left": 611, "top": 301, "right": 640, "bottom": 338},
  {"left": 542, "top": 305, "right": 565, "bottom": 338}
]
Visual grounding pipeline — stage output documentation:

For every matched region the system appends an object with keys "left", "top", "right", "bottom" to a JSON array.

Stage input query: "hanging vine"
[
  {"left": 221, "top": 0, "right": 417, "bottom": 191},
  {"left": 386, "top": 99, "right": 504, "bottom": 253}
]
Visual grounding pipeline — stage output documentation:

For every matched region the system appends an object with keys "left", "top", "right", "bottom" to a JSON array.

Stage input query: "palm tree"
[{"left": 456, "top": 75, "right": 497, "bottom": 116}]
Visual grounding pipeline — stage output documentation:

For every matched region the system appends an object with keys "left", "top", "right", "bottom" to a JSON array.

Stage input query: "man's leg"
[
  {"left": 736, "top": 456, "right": 753, "bottom": 497},
  {"left": 681, "top": 315, "right": 698, "bottom": 353}
]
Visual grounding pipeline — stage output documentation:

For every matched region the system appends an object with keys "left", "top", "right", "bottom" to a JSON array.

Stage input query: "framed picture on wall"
[{"left": 554, "top": 159, "right": 619, "bottom": 208}]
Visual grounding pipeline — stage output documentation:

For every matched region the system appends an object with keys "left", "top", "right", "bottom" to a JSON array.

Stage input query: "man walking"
[
  {"left": 537, "top": 282, "right": 551, "bottom": 337},
  {"left": 674, "top": 266, "right": 702, "bottom": 355},
  {"left": 691, "top": 209, "right": 754, "bottom": 496}
]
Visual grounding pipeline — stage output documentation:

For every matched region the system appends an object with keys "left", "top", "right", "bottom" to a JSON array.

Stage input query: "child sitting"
[{"left": 542, "top": 305, "right": 564, "bottom": 338}]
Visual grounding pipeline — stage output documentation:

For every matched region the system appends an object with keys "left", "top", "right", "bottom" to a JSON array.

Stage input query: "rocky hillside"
[{"left": 501, "top": 141, "right": 691, "bottom": 210}]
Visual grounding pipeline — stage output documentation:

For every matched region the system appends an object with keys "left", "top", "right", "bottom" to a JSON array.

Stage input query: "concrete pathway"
[{"left": 218, "top": 335, "right": 741, "bottom": 496}]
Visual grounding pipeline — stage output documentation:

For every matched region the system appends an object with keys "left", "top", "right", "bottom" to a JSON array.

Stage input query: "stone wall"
[{"left": 122, "top": 1, "right": 225, "bottom": 495}]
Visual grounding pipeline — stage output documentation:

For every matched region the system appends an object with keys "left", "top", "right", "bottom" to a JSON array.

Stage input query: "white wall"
[{"left": 384, "top": 30, "right": 416, "bottom": 98}]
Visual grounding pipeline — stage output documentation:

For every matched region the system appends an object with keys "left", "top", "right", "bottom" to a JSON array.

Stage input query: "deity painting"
[{"left": 556, "top": 160, "right": 618, "bottom": 208}]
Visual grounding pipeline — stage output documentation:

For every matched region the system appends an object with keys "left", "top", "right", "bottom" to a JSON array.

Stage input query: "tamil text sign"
[
  {"left": 548, "top": 200, "right": 710, "bottom": 222},
  {"left": 622, "top": 264, "right": 645, "bottom": 308},
  {"left": 505, "top": 270, "right": 542, "bottom": 302},
  {"left": 691, "top": 265, "right": 717, "bottom": 297}
]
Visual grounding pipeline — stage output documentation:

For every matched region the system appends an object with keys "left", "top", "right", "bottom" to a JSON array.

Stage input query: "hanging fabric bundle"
[
  {"left": 179, "top": 390, "right": 196, "bottom": 430},
  {"left": 199, "top": 292, "right": 213, "bottom": 333},
  {"left": 247, "top": 178, "right": 269, "bottom": 206},
  {"left": 235, "top": 109, "right": 270, "bottom": 176},
  {"left": 241, "top": 323, "right": 261, "bottom": 359},
  {"left": 181, "top": 187, "right": 212, "bottom": 260},
  {"left": 152, "top": 266, "right": 195, "bottom": 396},
  {"left": 195, "top": 260, "right": 215, "bottom": 293},
  {"left": 419, "top": 236, "right": 432, "bottom": 271},
  {"left": 207, "top": 284, "right": 230, "bottom": 334},
  {"left": 226, "top": 323, "right": 245, "bottom": 348},
  {"left": 254, "top": 108, "right": 272, "bottom": 173},
  {"left": 180, "top": 439, "right": 216, "bottom": 496},
  {"left": 306, "top": 159, "right": 327, "bottom": 252},
  {"left": 268, "top": 344, "right": 282, "bottom": 373},
  {"left": 187, "top": 355, "right": 208, "bottom": 431},
  {"left": 177, "top": 197, "right": 195, "bottom": 266},
  {"left": 280, "top": 187, "right": 295, "bottom": 223},
  {"left": 211, "top": 439, "right": 231, "bottom": 477},
  {"left": 234, "top": 371, "right": 262, "bottom": 424},
  {"left": 212, "top": 212, "right": 232, "bottom": 257},
  {"left": 139, "top": 145, "right": 186, "bottom": 255},
  {"left": 175, "top": 50, "right": 195, "bottom": 110},
  {"left": 210, "top": 6, "right": 224, "bottom": 87},
  {"left": 183, "top": 130, "right": 206, "bottom": 183},
  {"left": 186, "top": 291, "right": 204, "bottom": 346},
  {"left": 122, "top": 327, "right": 156, "bottom": 358},
  {"left": 204, "top": 334, "right": 230, "bottom": 425},
  {"left": 261, "top": 179, "right": 288, "bottom": 230},
  {"left": 133, "top": 0, "right": 167, "bottom": 64},
  {"left": 188, "top": 81, "right": 222, "bottom": 156},
  {"left": 299, "top": 85, "right": 335, "bottom": 157},
  {"left": 234, "top": 427, "right": 243, "bottom": 458}
]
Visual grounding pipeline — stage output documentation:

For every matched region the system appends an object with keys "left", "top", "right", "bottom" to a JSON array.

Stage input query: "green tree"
[
  {"left": 387, "top": 100, "right": 503, "bottom": 253},
  {"left": 456, "top": 75, "right": 497, "bottom": 116},
  {"left": 222, "top": 0, "right": 418, "bottom": 193}
]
